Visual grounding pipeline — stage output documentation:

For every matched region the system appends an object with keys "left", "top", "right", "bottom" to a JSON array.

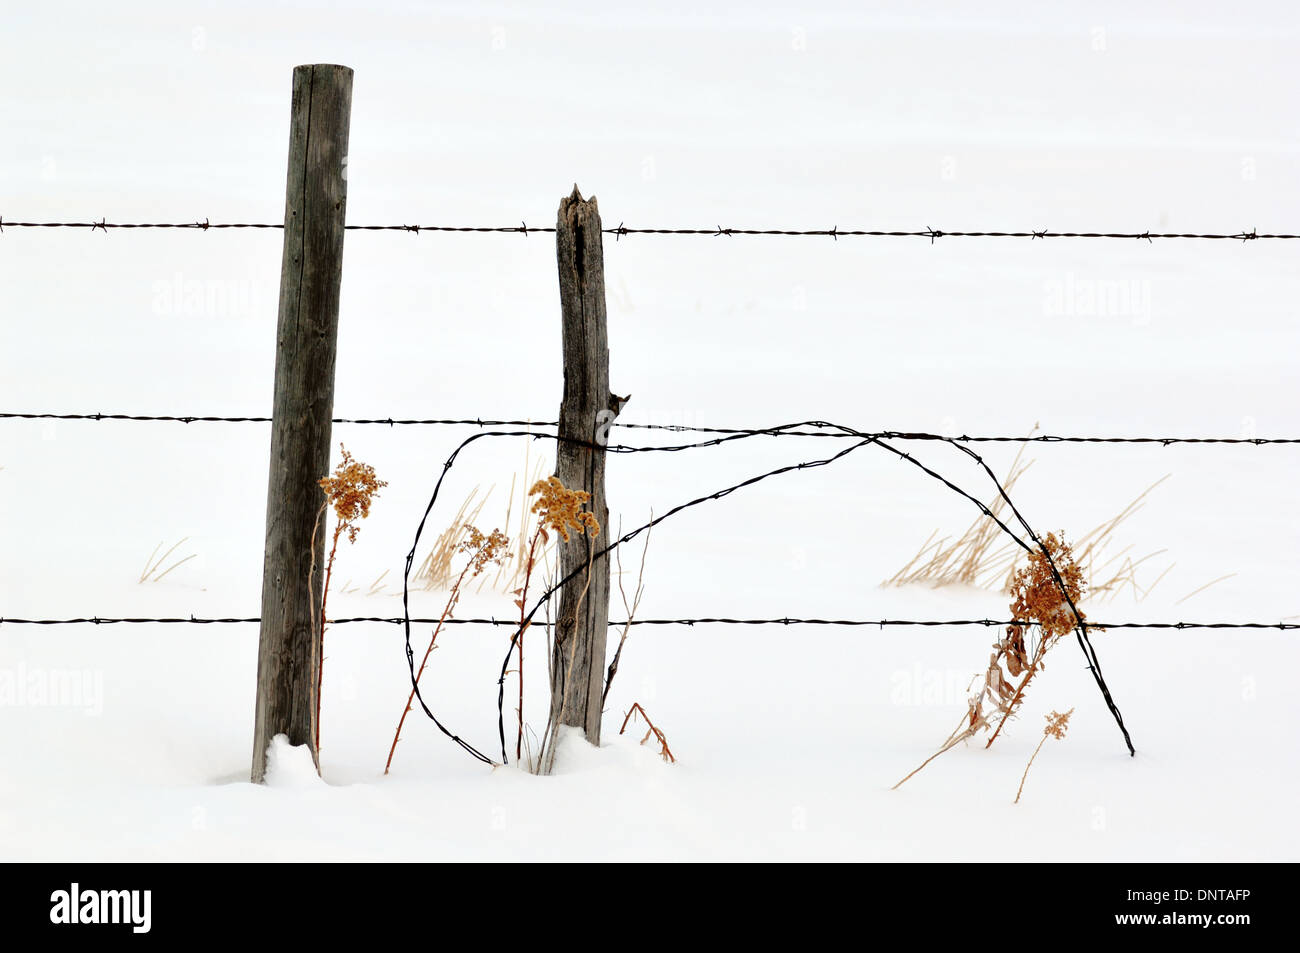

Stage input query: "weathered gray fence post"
[
  {"left": 550, "top": 186, "right": 627, "bottom": 750},
  {"left": 251, "top": 64, "right": 353, "bottom": 782}
]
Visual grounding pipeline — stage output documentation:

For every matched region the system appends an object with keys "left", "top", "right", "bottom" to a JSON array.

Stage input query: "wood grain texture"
[
  {"left": 550, "top": 186, "right": 625, "bottom": 747},
  {"left": 252, "top": 64, "right": 352, "bottom": 782}
]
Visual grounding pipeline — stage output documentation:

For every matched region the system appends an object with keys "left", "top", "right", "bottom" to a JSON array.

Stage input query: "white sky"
[{"left": 4, "top": 0, "right": 1297, "bottom": 226}]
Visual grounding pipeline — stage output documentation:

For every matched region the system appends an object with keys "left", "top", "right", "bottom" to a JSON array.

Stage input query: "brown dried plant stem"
[
  {"left": 1015, "top": 708, "right": 1074, "bottom": 804},
  {"left": 894, "top": 533, "right": 1090, "bottom": 789},
  {"left": 385, "top": 560, "right": 472, "bottom": 774},
  {"left": 307, "top": 504, "right": 325, "bottom": 753},
  {"left": 1014, "top": 734, "right": 1052, "bottom": 804},
  {"left": 619, "top": 702, "right": 675, "bottom": 763},
  {"left": 315, "top": 445, "right": 387, "bottom": 757},
  {"left": 981, "top": 620, "right": 1060, "bottom": 750},
  {"left": 386, "top": 527, "right": 508, "bottom": 774},
  {"left": 983, "top": 644, "right": 1045, "bottom": 749},
  {"left": 513, "top": 526, "right": 544, "bottom": 762},
  {"left": 891, "top": 738, "right": 964, "bottom": 790},
  {"left": 316, "top": 519, "right": 345, "bottom": 751}
]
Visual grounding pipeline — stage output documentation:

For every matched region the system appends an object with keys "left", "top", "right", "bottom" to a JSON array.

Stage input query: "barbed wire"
[
  {"left": 2, "top": 416, "right": 1287, "bottom": 763},
  {"left": 1, "top": 412, "right": 1295, "bottom": 445},
  {"left": 1, "top": 615, "right": 1293, "bottom": 630},
  {"left": 1, "top": 217, "right": 1295, "bottom": 242},
  {"left": 1, "top": 412, "right": 1286, "bottom": 755},
  {"left": 390, "top": 420, "right": 1138, "bottom": 764},
  {"left": 0, "top": 412, "right": 544, "bottom": 426},
  {"left": 7, "top": 205, "right": 1294, "bottom": 766}
]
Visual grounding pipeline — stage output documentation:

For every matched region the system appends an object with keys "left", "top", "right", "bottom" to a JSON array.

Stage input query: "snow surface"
[
  {"left": 2, "top": 1, "right": 1298, "bottom": 861},
  {"left": 264, "top": 735, "right": 323, "bottom": 790}
]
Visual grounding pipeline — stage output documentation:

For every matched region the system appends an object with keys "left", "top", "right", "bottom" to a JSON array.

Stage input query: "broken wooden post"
[
  {"left": 252, "top": 64, "right": 353, "bottom": 782},
  {"left": 550, "top": 186, "right": 627, "bottom": 749}
]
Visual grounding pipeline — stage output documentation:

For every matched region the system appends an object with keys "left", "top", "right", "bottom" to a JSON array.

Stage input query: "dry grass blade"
[
  {"left": 138, "top": 538, "right": 197, "bottom": 583},
  {"left": 483, "top": 449, "right": 549, "bottom": 594},
  {"left": 1175, "top": 573, "right": 1238, "bottom": 606},
  {"left": 386, "top": 524, "right": 509, "bottom": 774},
  {"left": 1074, "top": 475, "right": 1172, "bottom": 602}
]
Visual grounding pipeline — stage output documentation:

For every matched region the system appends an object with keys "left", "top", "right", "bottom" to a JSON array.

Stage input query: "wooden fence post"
[
  {"left": 550, "top": 186, "right": 627, "bottom": 749},
  {"left": 251, "top": 64, "right": 353, "bottom": 782}
]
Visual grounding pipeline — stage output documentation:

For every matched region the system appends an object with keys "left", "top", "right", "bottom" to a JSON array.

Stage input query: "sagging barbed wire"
[{"left": 396, "top": 419, "right": 1146, "bottom": 767}]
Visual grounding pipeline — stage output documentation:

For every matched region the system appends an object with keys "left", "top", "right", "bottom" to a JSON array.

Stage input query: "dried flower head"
[
  {"left": 528, "top": 475, "right": 600, "bottom": 542},
  {"left": 318, "top": 445, "right": 387, "bottom": 543},
  {"left": 1044, "top": 708, "right": 1074, "bottom": 741},
  {"left": 1004, "top": 531, "right": 1091, "bottom": 667},
  {"left": 458, "top": 525, "right": 510, "bottom": 577}
]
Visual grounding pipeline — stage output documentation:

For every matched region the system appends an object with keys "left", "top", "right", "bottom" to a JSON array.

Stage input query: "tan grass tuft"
[
  {"left": 416, "top": 447, "right": 552, "bottom": 595},
  {"left": 885, "top": 426, "right": 1173, "bottom": 603},
  {"left": 414, "top": 485, "right": 492, "bottom": 590}
]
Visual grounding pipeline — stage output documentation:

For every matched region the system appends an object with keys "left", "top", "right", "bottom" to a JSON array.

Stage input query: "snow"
[
  {"left": 263, "top": 735, "right": 322, "bottom": 789},
  {"left": 2, "top": 1, "right": 1298, "bottom": 861}
]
